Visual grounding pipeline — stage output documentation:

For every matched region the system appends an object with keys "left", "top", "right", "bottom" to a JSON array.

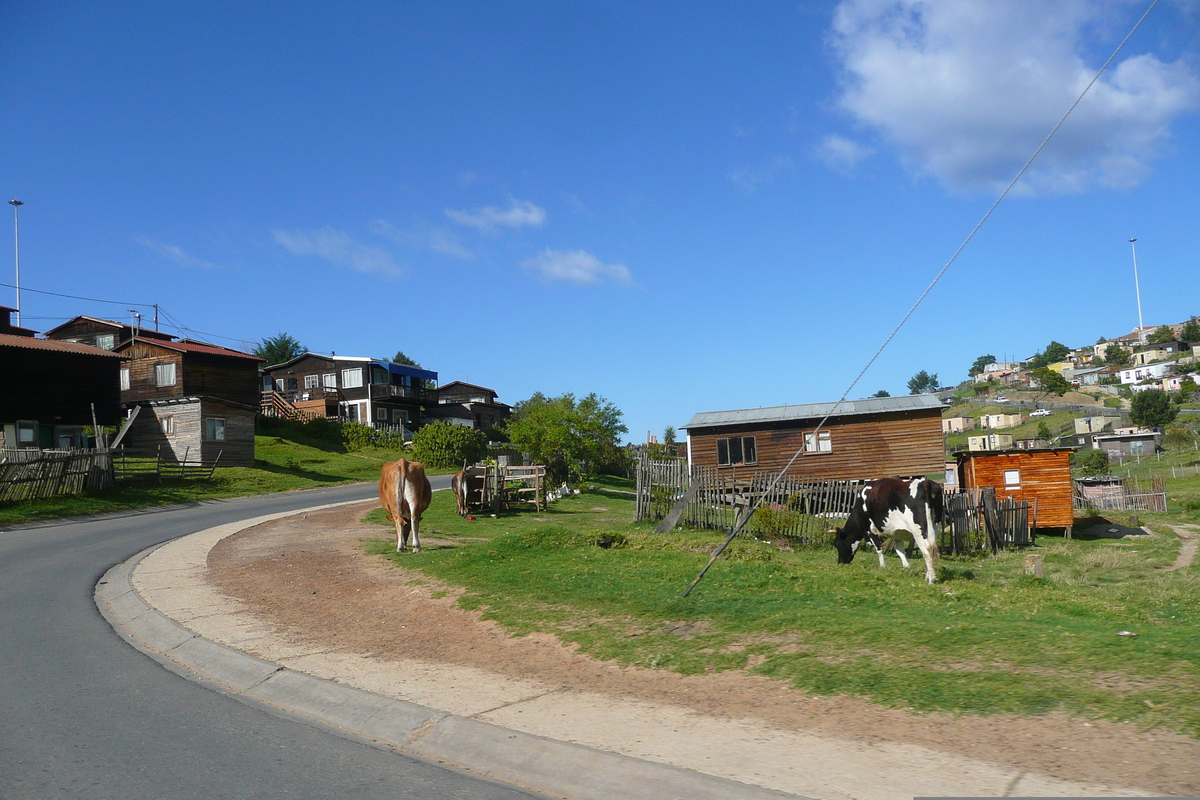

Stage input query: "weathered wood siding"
[
  {"left": 687, "top": 410, "right": 944, "bottom": 482},
  {"left": 182, "top": 353, "right": 260, "bottom": 407},
  {"left": 118, "top": 342, "right": 185, "bottom": 404},
  {"left": 123, "top": 399, "right": 256, "bottom": 467},
  {"left": 958, "top": 449, "right": 1074, "bottom": 528}
]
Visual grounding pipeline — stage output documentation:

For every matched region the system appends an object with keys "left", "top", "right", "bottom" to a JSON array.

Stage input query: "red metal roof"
[
  {"left": 0, "top": 333, "right": 126, "bottom": 357},
  {"left": 126, "top": 337, "right": 263, "bottom": 361}
]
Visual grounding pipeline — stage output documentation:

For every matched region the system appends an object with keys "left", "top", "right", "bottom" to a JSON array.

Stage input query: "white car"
[
  {"left": 995, "top": 397, "right": 1010, "bottom": 403},
  {"left": 1030, "top": 409, "right": 1052, "bottom": 417}
]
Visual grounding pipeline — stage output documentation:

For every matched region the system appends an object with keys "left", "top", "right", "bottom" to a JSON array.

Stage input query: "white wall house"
[{"left": 1119, "top": 361, "right": 1176, "bottom": 385}]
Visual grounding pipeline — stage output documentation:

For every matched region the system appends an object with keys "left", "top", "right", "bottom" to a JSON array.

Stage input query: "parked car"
[
  {"left": 1030, "top": 408, "right": 1052, "bottom": 417},
  {"left": 995, "top": 396, "right": 1010, "bottom": 403}
]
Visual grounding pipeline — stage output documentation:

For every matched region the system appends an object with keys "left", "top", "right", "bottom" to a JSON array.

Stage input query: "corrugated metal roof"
[
  {"left": 121, "top": 337, "right": 262, "bottom": 360},
  {"left": 0, "top": 333, "right": 126, "bottom": 357},
  {"left": 681, "top": 394, "right": 945, "bottom": 429}
]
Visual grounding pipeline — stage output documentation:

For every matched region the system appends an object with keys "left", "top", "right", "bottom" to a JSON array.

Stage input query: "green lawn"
[
  {"left": 0, "top": 434, "right": 430, "bottom": 528},
  {"left": 366, "top": 479, "right": 1200, "bottom": 736}
]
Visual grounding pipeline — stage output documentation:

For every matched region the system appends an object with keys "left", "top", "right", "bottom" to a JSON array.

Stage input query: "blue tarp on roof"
[{"left": 372, "top": 359, "right": 438, "bottom": 382}]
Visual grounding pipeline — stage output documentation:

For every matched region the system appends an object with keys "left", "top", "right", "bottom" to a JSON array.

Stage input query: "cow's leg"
[
  {"left": 866, "top": 536, "right": 886, "bottom": 568},
  {"left": 910, "top": 527, "right": 939, "bottom": 583},
  {"left": 894, "top": 547, "right": 911, "bottom": 568},
  {"left": 395, "top": 516, "right": 409, "bottom": 552},
  {"left": 403, "top": 484, "right": 422, "bottom": 553}
]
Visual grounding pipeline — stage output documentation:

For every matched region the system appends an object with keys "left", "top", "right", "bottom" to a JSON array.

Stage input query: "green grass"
[
  {"left": 0, "top": 433, "right": 441, "bottom": 528},
  {"left": 365, "top": 480, "right": 1200, "bottom": 736}
]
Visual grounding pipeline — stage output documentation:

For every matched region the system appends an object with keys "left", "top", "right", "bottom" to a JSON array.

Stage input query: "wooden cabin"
[
  {"left": 114, "top": 337, "right": 263, "bottom": 408},
  {"left": 426, "top": 381, "right": 512, "bottom": 433},
  {"left": 0, "top": 307, "right": 125, "bottom": 449},
  {"left": 956, "top": 448, "right": 1074, "bottom": 530},
  {"left": 118, "top": 396, "right": 256, "bottom": 466},
  {"left": 681, "top": 395, "right": 945, "bottom": 482},
  {"left": 43, "top": 315, "right": 176, "bottom": 352}
]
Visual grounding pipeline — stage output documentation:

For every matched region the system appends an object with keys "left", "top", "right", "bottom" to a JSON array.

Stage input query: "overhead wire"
[{"left": 682, "top": 0, "right": 1162, "bottom": 597}]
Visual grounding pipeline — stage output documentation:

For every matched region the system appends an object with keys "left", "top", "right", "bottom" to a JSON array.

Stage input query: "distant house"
[
  {"left": 1094, "top": 431, "right": 1160, "bottom": 457},
  {"left": 1015, "top": 437, "right": 1048, "bottom": 450},
  {"left": 262, "top": 353, "right": 438, "bottom": 430},
  {"left": 942, "top": 416, "right": 975, "bottom": 434},
  {"left": 956, "top": 448, "right": 1075, "bottom": 530},
  {"left": 1120, "top": 362, "right": 1175, "bottom": 386},
  {"left": 1074, "top": 416, "right": 1114, "bottom": 435},
  {"left": 979, "top": 413, "right": 1022, "bottom": 430},
  {"left": 681, "top": 395, "right": 944, "bottom": 481},
  {"left": 1133, "top": 340, "right": 1188, "bottom": 366},
  {"left": 0, "top": 307, "right": 125, "bottom": 449},
  {"left": 967, "top": 433, "right": 1014, "bottom": 451},
  {"left": 107, "top": 334, "right": 263, "bottom": 466},
  {"left": 1070, "top": 366, "right": 1119, "bottom": 386},
  {"left": 425, "top": 382, "right": 512, "bottom": 433},
  {"left": 973, "top": 368, "right": 1015, "bottom": 384}
]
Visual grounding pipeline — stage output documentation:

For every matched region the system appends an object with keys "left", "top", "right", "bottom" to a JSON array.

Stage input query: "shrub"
[
  {"left": 341, "top": 421, "right": 405, "bottom": 452},
  {"left": 1072, "top": 449, "right": 1110, "bottom": 477},
  {"left": 410, "top": 421, "right": 487, "bottom": 469}
]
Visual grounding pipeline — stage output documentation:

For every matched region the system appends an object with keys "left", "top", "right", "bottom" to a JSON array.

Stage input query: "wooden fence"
[
  {"left": 636, "top": 457, "right": 1031, "bottom": 554},
  {"left": 1073, "top": 474, "right": 1167, "bottom": 513},
  {"left": 113, "top": 446, "right": 223, "bottom": 482},
  {"left": 0, "top": 448, "right": 114, "bottom": 502}
]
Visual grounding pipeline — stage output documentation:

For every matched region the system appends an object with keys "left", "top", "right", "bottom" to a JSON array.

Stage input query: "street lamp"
[
  {"left": 1129, "top": 238, "right": 1145, "bottom": 344},
  {"left": 9, "top": 200, "right": 22, "bottom": 328}
]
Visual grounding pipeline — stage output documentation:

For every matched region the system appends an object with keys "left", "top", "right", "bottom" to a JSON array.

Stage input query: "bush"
[
  {"left": 1072, "top": 449, "right": 1110, "bottom": 477},
  {"left": 410, "top": 421, "right": 487, "bottom": 469},
  {"left": 341, "top": 421, "right": 405, "bottom": 452}
]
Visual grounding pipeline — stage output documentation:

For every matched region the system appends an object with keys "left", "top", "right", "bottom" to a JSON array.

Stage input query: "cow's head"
[{"left": 830, "top": 527, "right": 859, "bottom": 564}]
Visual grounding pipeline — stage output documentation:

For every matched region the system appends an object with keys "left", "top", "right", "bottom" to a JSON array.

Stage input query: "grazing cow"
[
  {"left": 450, "top": 469, "right": 482, "bottom": 517},
  {"left": 830, "top": 477, "right": 944, "bottom": 584},
  {"left": 378, "top": 459, "right": 433, "bottom": 552}
]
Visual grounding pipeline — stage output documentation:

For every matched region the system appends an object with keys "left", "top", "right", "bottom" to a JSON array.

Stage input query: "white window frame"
[
  {"left": 120, "top": 368, "right": 131, "bottom": 391},
  {"left": 322, "top": 373, "right": 336, "bottom": 388},
  {"left": 160, "top": 415, "right": 174, "bottom": 435},
  {"left": 341, "top": 368, "right": 363, "bottom": 389},
  {"left": 204, "top": 417, "right": 225, "bottom": 441},
  {"left": 304, "top": 374, "right": 319, "bottom": 389},
  {"left": 805, "top": 430, "right": 832, "bottom": 453},
  {"left": 155, "top": 362, "right": 177, "bottom": 387},
  {"left": 1004, "top": 469, "right": 1020, "bottom": 488},
  {"left": 95, "top": 333, "right": 116, "bottom": 350},
  {"left": 275, "top": 378, "right": 284, "bottom": 392}
]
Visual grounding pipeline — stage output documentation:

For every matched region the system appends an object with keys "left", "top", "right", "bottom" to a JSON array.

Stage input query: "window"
[
  {"left": 394, "top": 409, "right": 409, "bottom": 423},
  {"left": 1004, "top": 469, "right": 1020, "bottom": 488},
  {"left": 154, "top": 362, "right": 176, "bottom": 387},
  {"left": 160, "top": 415, "right": 174, "bottom": 435},
  {"left": 204, "top": 417, "right": 225, "bottom": 441},
  {"left": 275, "top": 379, "right": 284, "bottom": 392},
  {"left": 716, "top": 435, "right": 757, "bottom": 466},
  {"left": 304, "top": 374, "right": 319, "bottom": 389},
  {"left": 377, "top": 407, "right": 388, "bottom": 421},
  {"left": 95, "top": 333, "right": 115, "bottom": 350},
  {"left": 805, "top": 430, "right": 832, "bottom": 453},
  {"left": 17, "top": 421, "right": 37, "bottom": 446},
  {"left": 120, "top": 368, "right": 130, "bottom": 391},
  {"left": 322, "top": 373, "right": 336, "bottom": 388},
  {"left": 286, "top": 377, "right": 298, "bottom": 392},
  {"left": 342, "top": 368, "right": 363, "bottom": 389}
]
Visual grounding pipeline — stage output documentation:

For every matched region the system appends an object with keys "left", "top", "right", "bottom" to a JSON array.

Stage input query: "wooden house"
[
  {"left": 262, "top": 353, "right": 438, "bottom": 430},
  {"left": 117, "top": 396, "right": 256, "bottom": 466},
  {"left": 43, "top": 315, "right": 176, "bottom": 352},
  {"left": 956, "top": 448, "right": 1075, "bottom": 530},
  {"left": 426, "top": 381, "right": 512, "bottom": 433},
  {"left": 0, "top": 307, "right": 124, "bottom": 449},
  {"left": 681, "top": 395, "right": 944, "bottom": 481}
]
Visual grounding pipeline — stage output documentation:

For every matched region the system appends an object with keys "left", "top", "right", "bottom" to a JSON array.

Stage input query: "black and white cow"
[{"left": 830, "top": 477, "right": 944, "bottom": 584}]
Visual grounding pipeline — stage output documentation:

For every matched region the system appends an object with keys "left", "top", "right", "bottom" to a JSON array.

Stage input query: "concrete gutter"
[{"left": 96, "top": 501, "right": 1152, "bottom": 800}]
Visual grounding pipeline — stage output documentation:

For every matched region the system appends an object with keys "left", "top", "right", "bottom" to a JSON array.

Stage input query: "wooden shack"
[
  {"left": 956, "top": 448, "right": 1074, "bottom": 530},
  {"left": 118, "top": 396, "right": 256, "bottom": 466},
  {"left": 682, "top": 395, "right": 945, "bottom": 482}
]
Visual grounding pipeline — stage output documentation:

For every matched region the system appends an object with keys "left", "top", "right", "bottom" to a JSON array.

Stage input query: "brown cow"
[
  {"left": 378, "top": 458, "right": 433, "bottom": 552},
  {"left": 450, "top": 469, "right": 482, "bottom": 516}
]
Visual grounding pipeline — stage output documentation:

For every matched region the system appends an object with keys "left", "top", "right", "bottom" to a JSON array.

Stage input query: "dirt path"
[
  {"left": 1161, "top": 525, "right": 1199, "bottom": 572},
  {"left": 206, "top": 501, "right": 1200, "bottom": 796}
]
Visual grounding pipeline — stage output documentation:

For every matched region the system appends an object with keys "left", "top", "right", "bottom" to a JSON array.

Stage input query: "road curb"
[{"left": 96, "top": 500, "right": 803, "bottom": 800}]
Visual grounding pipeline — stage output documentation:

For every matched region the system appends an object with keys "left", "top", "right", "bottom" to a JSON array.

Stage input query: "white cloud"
[
  {"left": 272, "top": 228, "right": 403, "bottom": 277},
  {"left": 728, "top": 156, "right": 795, "bottom": 192},
  {"left": 136, "top": 238, "right": 218, "bottom": 270},
  {"left": 829, "top": 0, "right": 1200, "bottom": 194},
  {"left": 814, "top": 134, "right": 874, "bottom": 173},
  {"left": 370, "top": 219, "right": 474, "bottom": 260},
  {"left": 521, "top": 249, "right": 632, "bottom": 286},
  {"left": 445, "top": 199, "right": 547, "bottom": 232}
]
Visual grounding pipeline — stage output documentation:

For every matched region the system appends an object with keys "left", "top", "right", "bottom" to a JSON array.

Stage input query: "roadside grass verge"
[
  {"left": 366, "top": 480, "right": 1200, "bottom": 736},
  {"left": 0, "top": 435, "right": 429, "bottom": 527}
]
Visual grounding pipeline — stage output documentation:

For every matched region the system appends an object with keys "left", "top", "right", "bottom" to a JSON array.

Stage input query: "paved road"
[{"left": 0, "top": 480, "right": 542, "bottom": 800}]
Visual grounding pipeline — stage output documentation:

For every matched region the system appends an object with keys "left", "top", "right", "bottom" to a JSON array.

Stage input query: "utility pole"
[
  {"left": 9, "top": 200, "right": 23, "bottom": 327},
  {"left": 1129, "top": 238, "right": 1145, "bottom": 343}
]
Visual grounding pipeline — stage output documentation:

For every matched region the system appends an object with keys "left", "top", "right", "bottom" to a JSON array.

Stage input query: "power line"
[
  {"left": 0, "top": 280, "right": 156, "bottom": 308},
  {"left": 683, "top": 0, "right": 1161, "bottom": 597}
]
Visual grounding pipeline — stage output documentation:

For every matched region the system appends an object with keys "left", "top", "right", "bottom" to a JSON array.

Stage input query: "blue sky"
[{"left": 3, "top": 1, "right": 1199, "bottom": 441}]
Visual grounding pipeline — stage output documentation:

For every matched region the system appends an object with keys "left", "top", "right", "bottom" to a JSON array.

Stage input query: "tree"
[
  {"left": 1031, "top": 367, "right": 1070, "bottom": 396},
  {"left": 392, "top": 351, "right": 421, "bottom": 368},
  {"left": 1027, "top": 341, "right": 1070, "bottom": 370},
  {"left": 410, "top": 421, "right": 487, "bottom": 470},
  {"left": 662, "top": 426, "right": 677, "bottom": 448},
  {"left": 1147, "top": 325, "right": 1176, "bottom": 344},
  {"left": 1130, "top": 389, "right": 1178, "bottom": 429},
  {"left": 1072, "top": 449, "right": 1110, "bottom": 477},
  {"left": 503, "top": 392, "right": 629, "bottom": 482},
  {"left": 871, "top": 389, "right": 891, "bottom": 398},
  {"left": 968, "top": 354, "right": 996, "bottom": 377},
  {"left": 1102, "top": 345, "right": 1131, "bottom": 367},
  {"left": 255, "top": 332, "right": 305, "bottom": 366},
  {"left": 1036, "top": 421, "right": 1051, "bottom": 440},
  {"left": 907, "top": 370, "right": 938, "bottom": 394},
  {"left": 1179, "top": 319, "right": 1200, "bottom": 344}
]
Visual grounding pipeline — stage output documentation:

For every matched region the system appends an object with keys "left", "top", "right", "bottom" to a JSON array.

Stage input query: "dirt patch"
[{"left": 207, "top": 501, "right": 1200, "bottom": 796}]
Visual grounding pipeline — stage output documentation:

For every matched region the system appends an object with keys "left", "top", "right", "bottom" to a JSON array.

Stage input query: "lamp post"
[
  {"left": 1129, "top": 238, "right": 1145, "bottom": 344},
  {"left": 9, "top": 200, "right": 22, "bottom": 327}
]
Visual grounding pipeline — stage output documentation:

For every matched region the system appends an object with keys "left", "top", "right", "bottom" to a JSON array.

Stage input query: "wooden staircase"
[{"left": 260, "top": 390, "right": 305, "bottom": 421}]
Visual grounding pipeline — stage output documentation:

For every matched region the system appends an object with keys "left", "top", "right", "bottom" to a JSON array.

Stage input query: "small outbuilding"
[{"left": 956, "top": 448, "right": 1075, "bottom": 530}]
